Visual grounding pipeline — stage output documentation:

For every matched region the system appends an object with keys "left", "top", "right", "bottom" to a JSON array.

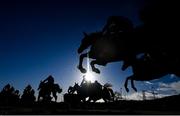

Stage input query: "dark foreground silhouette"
[
  {"left": 65, "top": 76, "right": 114, "bottom": 103},
  {"left": 37, "top": 75, "right": 62, "bottom": 102},
  {"left": 0, "top": 75, "right": 63, "bottom": 107},
  {"left": 0, "top": 79, "right": 179, "bottom": 114},
  {"left": 0, "top": 94, "right": 180, "bottom": 115}
]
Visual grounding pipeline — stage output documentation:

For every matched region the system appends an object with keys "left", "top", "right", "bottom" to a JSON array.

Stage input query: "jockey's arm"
[{"left": 42, "top": 78, "right": 48, "bottom": 83}]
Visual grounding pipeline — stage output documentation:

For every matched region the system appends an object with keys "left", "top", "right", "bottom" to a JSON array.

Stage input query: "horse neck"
[
  {"left": 88, "top": 33, "right": 101, "bottom": 44},
  {"left": 86, "top": 38, "right": 96, "bottom": 48}
]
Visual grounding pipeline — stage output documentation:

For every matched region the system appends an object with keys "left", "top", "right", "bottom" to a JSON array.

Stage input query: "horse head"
[
  {"left": 78, "top": 32, "right": 101, "bottom": 54},
  {"left": 78, "top": 32, "right": 91, "bottom": 54}
]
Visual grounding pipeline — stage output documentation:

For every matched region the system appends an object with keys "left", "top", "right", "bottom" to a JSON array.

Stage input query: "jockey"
[
  {"left": 42, "top": 75, "right": 55, "bottom": 91},
  {"left": 43, "top": 75, "right": 54, "bottom": 84},
  {"left": 94, "top": 80, "right": 102, "bottom": 90},
  {"left": 3, "top": 84, "right": 11, "bottom": 91},
  {"left": 24, "top": 85, "right": 32, "bottom": 94},
  {"left": 102, "top": 16, "right": 133, "bottom": 37}
]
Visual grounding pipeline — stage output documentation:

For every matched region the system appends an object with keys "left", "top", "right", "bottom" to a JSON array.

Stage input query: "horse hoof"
[
  {"left": 125, "top": 88, "right": 129, "bottom": 92},
  {"left": 77, "top": 65, "right": 87, "bottom": 73},
  {"left": 81, "top": 69, "right": 87, "bottom": 73},
  {"left": 81, "top": 68, "right": 87, "bottom": 73},
  {"left": 77, "top": 65, "right": 82, "bottom": 70},
  {"left": 133, "top": 88, "right": 137, "bottom": 92},
  {"left": 93, "top": 68, "right": 100, "bottom": 74}
]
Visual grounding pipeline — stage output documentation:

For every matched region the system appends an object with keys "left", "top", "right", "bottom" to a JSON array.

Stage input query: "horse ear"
[{"left": 83, "top": 32, "right": 88, "bottom": 36}]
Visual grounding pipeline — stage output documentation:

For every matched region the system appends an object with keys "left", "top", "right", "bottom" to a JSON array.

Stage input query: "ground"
[{"left": 0, "top": 94, "right": 180, "bottom": 115}]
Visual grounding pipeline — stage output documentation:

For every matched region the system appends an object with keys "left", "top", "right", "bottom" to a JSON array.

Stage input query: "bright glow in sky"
[
  {"left": 84, "top": 71, "right": 95, "bottom": 82},
  {"left": 84, "top": 53, "right": 96, "bottom": 82}
]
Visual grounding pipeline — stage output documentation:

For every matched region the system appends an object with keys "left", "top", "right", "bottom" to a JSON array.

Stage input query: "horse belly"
[
  {"left": 135, "top": 65, "right": 169, "bottom": 81},
  {"left": 92, "top": 40, "right": 119, "bottom": 60}
]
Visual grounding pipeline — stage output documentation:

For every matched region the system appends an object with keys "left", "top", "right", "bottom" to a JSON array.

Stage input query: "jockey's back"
[{"left": 102, "top": 16, "right": 133, "bottom": 36}]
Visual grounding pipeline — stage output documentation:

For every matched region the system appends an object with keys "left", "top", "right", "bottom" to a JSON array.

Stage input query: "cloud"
[
  {"left": 170, "top": 81, "right": 180, "bottom": 92},
  {"left": 125, "top": 91, "right": 165, "bottom": 100},
  {"left": 157, "top": 81, "right": 180, "bottom": 94},
  {"left": 158, "top": 82, "right": 170, "bottom": 88},
  {"left": 121, "top": 81, "right": 180, "bottom": 101},
  {"left": 170, "top": 74, "right": 176, "bottom": 79},
  {"left": 145, "top": 81, "right": 153, "bottom": 85},
  {"left": 126, "top": 92, "right": 142, "bottom": 100}
]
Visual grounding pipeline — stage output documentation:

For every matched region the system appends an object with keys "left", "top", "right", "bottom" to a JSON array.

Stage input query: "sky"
[{"left": 0, "top": 0, "right": 180, "bottom": 102}]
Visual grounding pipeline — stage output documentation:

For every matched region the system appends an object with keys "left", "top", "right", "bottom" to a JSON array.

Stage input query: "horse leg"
[
  {"left": 103, "top": 98, "right": 107, "bottom": 103},
  {"left": 78, "top": 53, "right": 88, "bottom": 73},
  {"left": 102, "top": 91, "right": 108, "bottom": 103},
  {"left": 54, "top": 95, "right": 57, "bottom": 102},
  {"left": 108, "top": 88, "right": 114, "bottom": 101},
  {"left": 38, "top": 92, "right": 42, "bottom": 101},
  {"left": 90, "top": 60, "right": 107, "bottom": 74},
  {"left": 90, "top": 60, "right": 100, "bottom": 73},
  {"left": 131, "top": 78, "right": 137, "bottom": 92},
  {"left": 53, "top": 93, "right": 57, "bottom": 102},
  {"left": 38, "top": 95, "right": 40, "bottom": 101},
  {"left": 82, "top": 97, "right": 87, "bottom": 103},
  {"left": 124, "top": 76, "right": 133, "bottom": 92},
  {"left": 93, "top": 99, "right": 97, "bottom": 103}
]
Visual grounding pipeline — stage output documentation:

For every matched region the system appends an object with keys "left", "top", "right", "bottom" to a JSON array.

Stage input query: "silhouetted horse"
[
  {"left": 122, "top": 1, "right": 180, "bottom": 92},
  {"left": 38, "top": 81, "right": 51, "bottom": 102},
  {"left": 78, "top": 24, "right": 180, "bottom": 94},
  {"left": 0, "top": 84, "right": 20, "bottom": 105},
  {"left": 52, "top": 84, "right": 62, "bottom": 101},
  {"left": 72, "top": 83, "right": 114, "bottom": 102},
  {"left": 124, "top": 54, "right": 180, "bottom": 92},
  {"left": 21, "top": 85, "right": 35, "bottom": 104},
  {"left": 38, "top": 81, "right": 62, "bottom": 102},
  {"left": 78, "top": 32, "right": 137, "bottom": 74}
]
